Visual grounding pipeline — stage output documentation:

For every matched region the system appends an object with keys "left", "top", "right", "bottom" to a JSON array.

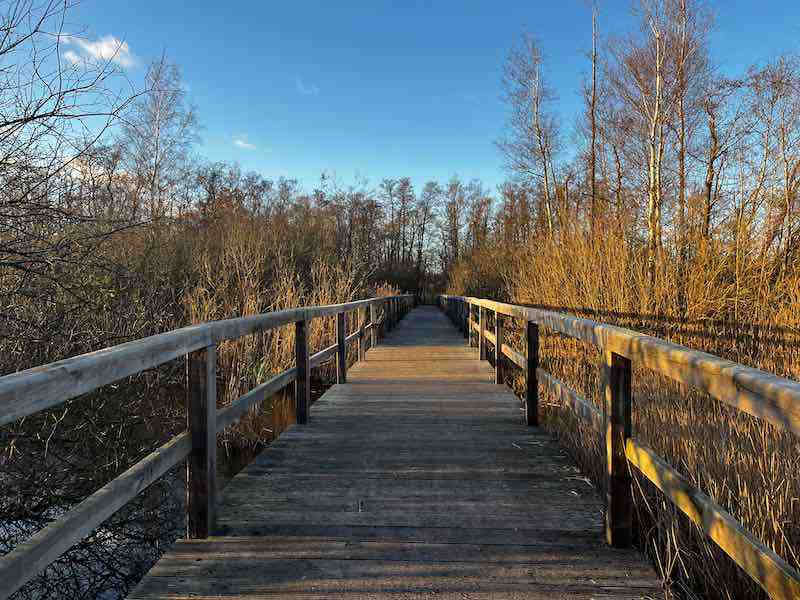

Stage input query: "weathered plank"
[
  {"left": 217, "top": 368, "right": 297, "bottom": 431},
  {"left": 538, "top": 368, "right": 604, "bottom": 431}
]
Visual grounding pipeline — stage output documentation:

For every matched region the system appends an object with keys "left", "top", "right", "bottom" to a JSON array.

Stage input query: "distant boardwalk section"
[{"left": 128, "top": 306, "right": 663, "bottom": 599}]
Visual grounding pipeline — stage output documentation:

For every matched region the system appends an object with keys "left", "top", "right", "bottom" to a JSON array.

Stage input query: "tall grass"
[
  {"left": 452, "top": 221, "right": 800, "bottom": 600},
  {"left": 0, "top": 204, "right": 391, "bottom": 599}
]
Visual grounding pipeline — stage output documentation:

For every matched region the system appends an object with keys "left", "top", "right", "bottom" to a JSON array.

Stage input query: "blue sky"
[{"left": 70, "top": 1, "right": 800, "bottom": 194}]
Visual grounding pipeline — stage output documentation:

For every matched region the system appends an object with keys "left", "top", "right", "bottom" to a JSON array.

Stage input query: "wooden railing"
[
  {"left": 439, "top": 294, "right": 800, "bottom": 600},
  {"left": 0, "top": 293, "right": 414, "bottom": 599}
]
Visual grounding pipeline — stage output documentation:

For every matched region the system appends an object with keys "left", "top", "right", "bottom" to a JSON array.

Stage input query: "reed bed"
[{"left": 479, "top": 226, "right": 800, "bottom": 600}]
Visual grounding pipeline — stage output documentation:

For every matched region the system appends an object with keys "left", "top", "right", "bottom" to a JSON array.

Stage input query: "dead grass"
[{"left": 449, "top": 219, "right": 800, "bottom": 599}]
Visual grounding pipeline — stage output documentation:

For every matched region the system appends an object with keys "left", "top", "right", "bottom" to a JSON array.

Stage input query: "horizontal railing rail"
[
  {"left": 0, "top": 293, "right": 414, "bottom": 599},
  {"left": 439, "top": 294, "right": 800, "bottom": 600}
]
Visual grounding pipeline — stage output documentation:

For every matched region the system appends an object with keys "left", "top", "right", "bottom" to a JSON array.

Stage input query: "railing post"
[
  {"left": 295, "top": 317, "right": 310, "bottom": 424},
  {"left": 479, "top": 306, "right": 486, "bottom": 360},
  {"left": 370, "top": 302, "right": 377, "bottom": 348},
  {"left": 605, "top": 350, "right": 632, "bottom": 547},
  {"left": 336, "top": 311, "right": 347, "bottom": 383},
  {"left": 462, "top": 300, "right": 472, "bottom": 346},
  {"left": 358, "top": 307, "right": 366, "bottom": 362},
  {"left": 525, "top": 321, "right": 539, "bottom": 426},
  {"left": 186, "top": 344, "right": 217, "bottom": 539},
  {"left": 467, "top": 302, "right": 473, "bottom": 346},
  {"left": 494, "top": 312, "right": 503, "bottom": 385}
]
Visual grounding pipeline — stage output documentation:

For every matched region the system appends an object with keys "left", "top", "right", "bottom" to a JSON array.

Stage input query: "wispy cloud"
[
  {"left": 295, "top": 76, "right": 320, "bottom": 96},
  {"left": 62, "top": 34, "right": 137, "bottom": 68},
  {"left": 233, "top": 136, "right": 256, "bottom": 150}
]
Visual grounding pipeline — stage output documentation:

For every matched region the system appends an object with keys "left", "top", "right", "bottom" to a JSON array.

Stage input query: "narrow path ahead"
[{"left": 129, "top": 306, "right": 663, "bottom": 599}]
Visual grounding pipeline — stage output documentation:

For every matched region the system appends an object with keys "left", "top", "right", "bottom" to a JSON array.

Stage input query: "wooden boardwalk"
[{"left": 129, "top": 306, "right": 663, "bottom": 599}]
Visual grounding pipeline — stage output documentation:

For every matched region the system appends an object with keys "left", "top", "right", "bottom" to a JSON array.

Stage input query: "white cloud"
[
  {"left": 233, "top": 137, "right": 256, "bottom": 150},
  {"left": 295, "top": 76, "right": 320, "bottom": 96},
  {"left": 62, "top": 35, "right": 136, "bottom": 68},
  {"left": 63, "top": 50, "right": 81, "bottom": 65}
]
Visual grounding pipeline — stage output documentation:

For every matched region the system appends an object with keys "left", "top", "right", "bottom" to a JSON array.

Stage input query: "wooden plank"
[
  {"left": 526, "top": 322, "right": 539, "bottom": 426},
  {"left": 337, "top": 312, "right": 347, "bottom": 384},
  {"left": 538, "top": 369, "right": 603, "bottom": 431},
  {"left": 0, "top": 433, "right": 190, "bottom": 600},
  {"left": 439, "top": 295, "right": 800, "bottom": 436},
  {"left": 626, "top": 437, "right": 800, "bottom": 600},
  {"left": 295, "top": 319, "right": 309, "bottom": 425},
  {"left": 146, "top": 537, "right": 655, "bottom": 568},
  {"left": 605, "top": 351, "right": 632, "bottom": 548},
  {"left": 309, "top": 343, "right": 336, "bottom": 368},
  {"left": 502, "top": 343, "right": 525, "bottom": 369},
  {"left": 216, "top": 368, "right": 297, "bottom": 432},
  {"left": 0, "top": 324, "right": 213, "bottom": 427},
  {"left": 187, "top": 345, "right": 217, "bottom": 538}
]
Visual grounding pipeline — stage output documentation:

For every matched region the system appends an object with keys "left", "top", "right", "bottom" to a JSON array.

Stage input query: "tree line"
[{"left": 450, "top": 0, "right": 799, "bottom": 331}]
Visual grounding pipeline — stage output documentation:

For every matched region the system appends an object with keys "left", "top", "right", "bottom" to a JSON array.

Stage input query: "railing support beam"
[
  {"left": 358, "top": 307, "right": 366, "bottom": 362},
  {"left": 479, "top": 306, "right": 486, "bottom": 360},
  {"left": 494, "top": 312, "right": 503, "bottom": 385},
  {"left": 295, "top": 318, "right": 310, "bottom": 424},
  {"left": 336, "top": 312, "right": 347, "bottom": 383},
  {"left": 370, "top": 303, "right": 377, "bottom": 348},
  {"left": 186, "top": 344, "right": 217, "bottom": 539},
  {"left": 466, "top": 302, "right": 472, "bottom": 346},
  {"left": 526, "top": 321, "right": 539, "bottom": 426},
  {"left": 605, "top": 350, "right": 632, "bottom": 547}
]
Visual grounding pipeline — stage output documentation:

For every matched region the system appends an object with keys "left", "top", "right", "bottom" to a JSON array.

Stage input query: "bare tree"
[
  {"left": 119, "top": 54, "right": 198, "bottom": 221},
  {"left": 606, "top": 0, "right": 675, "bottom": 300},
  {"left": 498, "top": 33, "right": 559, "bottom": 234}
]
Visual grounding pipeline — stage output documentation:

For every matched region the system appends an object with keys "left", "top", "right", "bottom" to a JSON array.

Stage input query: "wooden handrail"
[
  {"left": 440, "top": 294, "right": 800, "bottom": 600},
  {"left": 444, "top": 294, "right": 800, "bottom": 435},
  {"left": 0, "top": 297, "right": 412, "bottom": 428},
  {"left": 0, "top": 293, "right": 413, "bottom": 600}
]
